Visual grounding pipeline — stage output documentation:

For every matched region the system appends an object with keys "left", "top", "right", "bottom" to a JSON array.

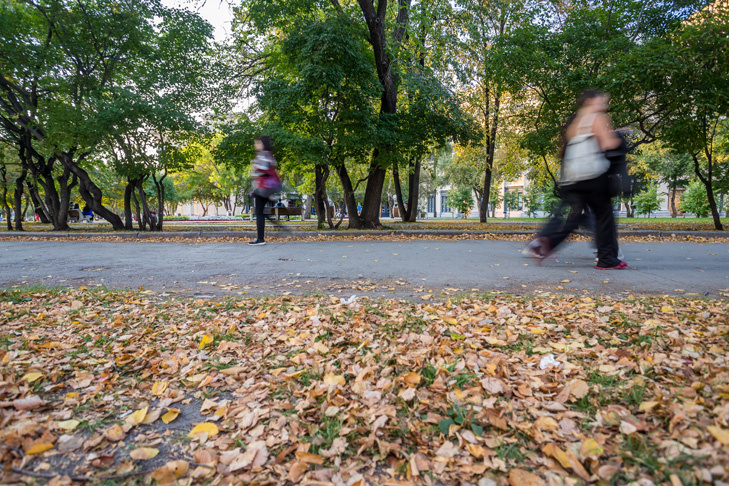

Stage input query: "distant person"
[
  {"left": 82, "top": 204, "right": 94, "bottom": 222},
  {"left": 523, "top": 89, "right": 626, "bottom": 270},
  {"left": 249, "top": 135, "right": 282, "bottom": 246}
]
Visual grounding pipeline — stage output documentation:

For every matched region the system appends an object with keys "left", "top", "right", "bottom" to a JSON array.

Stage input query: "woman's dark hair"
[
  {"left": 256, "top": 135, "right": 274, "bottom": 153},
  {"left": 576, "top": 89, "right": 605, "bottom": 108}
]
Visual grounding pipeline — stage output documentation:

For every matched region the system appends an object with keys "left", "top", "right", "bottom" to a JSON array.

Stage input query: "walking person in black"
[
  {"left": 249, "top": 136, "right": 282, "bottom": 246},
  {"left": 523, "top": 90, "right": 627, "bottom": 270}
]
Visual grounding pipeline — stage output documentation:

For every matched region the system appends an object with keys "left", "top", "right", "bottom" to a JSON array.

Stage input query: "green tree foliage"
[
  {"left": 522, "top": 183, "right": 542, "bottom": 218},
  {"left": 633, "top": 144, "right": 692, "bottom": 217},
  {"left": 634, "top": 184, "right": 662, "bottom": 217},
  {"left": 679, "top": 180, "right": 711, "bottom": 217},
  {"left": 446, "top": 187, "right": 473, "bottom": 218},
  {"left": 0, "top": 0, "right": 221, "bottom": 231}
]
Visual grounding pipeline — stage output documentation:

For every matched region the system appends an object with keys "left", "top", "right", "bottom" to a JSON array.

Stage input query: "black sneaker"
[{"left": 248, "top": 239, "right": 266, "bottom": 246}]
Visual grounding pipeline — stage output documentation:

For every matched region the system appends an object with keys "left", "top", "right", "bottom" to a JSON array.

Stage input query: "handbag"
[
  {"left": 560, "top": 114, "right": 610, "bottom": 185},
  {"left": 254, "top": 162, "right": 282, "bottom": 198}
]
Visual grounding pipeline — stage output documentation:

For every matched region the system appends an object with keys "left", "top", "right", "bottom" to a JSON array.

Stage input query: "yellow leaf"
[
  {"left": 23, "top": 372, "right": 44, "bottom": 383},
  {"left": 707, "top": 425, "right": 729, "bottom": 445},
  {"left": 443, "top": 317, "right": 457, "bottom": 325},
  {"left": 125, "top": 406, "right": 148, "bottom": 426},
  {"left": 198, "top": 334, "right": 214, "bottom": 350},
  {"left": 188, "top": 422, "right": 219, "bottom": 438},
  {"left": 162, "top": 408, "right": 180, "bottom": 424},
  {"left": 581, "top": 438, "right": 604, "bottom": 457},
  {"left": 130, "top": 447, "right": 159, "bottom": 460},
  {"left": 561, "top": 280, "right": 571, "bottom": 283},
  {"left": 401, "top": 372, "right": 421, "bottom": 386},
  {"left": 530, "top": 328, "right": 547, "bottom": 334},
  {"left": 661, "top": 306, "right": 674, "bottom": 313},
  {"left": 639, "top": 401, "right": 660, "bottom": 412},
  {"left": 323, "top": 373, "right": 345, "bottom": 386},
  {"left": 151, "top": 381, "right": 168, "bottom": 396},
  {"left": 26, "top": 443, "right": 54, "bottom": 455},
  {"left": 65, "top": 392, "right": 79, "bottom": 399},
  {"left": 57, "top": 419, "right": 80, "bottom": 431}
]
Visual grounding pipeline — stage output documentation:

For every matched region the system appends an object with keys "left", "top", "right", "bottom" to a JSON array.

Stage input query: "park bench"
[
  {"left": 67, "top": 209, "right": 93, "bottom": 223},
  {"left": 263, "top": 206, "right": 305, "bottom": 221}
]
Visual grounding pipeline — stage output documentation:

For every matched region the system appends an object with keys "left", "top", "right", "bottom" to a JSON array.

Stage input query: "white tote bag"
[{"left": 560, "top": 114, "right": 610, "bottom": 184}]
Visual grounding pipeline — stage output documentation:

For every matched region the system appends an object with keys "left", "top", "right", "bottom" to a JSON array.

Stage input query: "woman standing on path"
[
  {"left": 525, "top": 90, "right": 627, "bottom": 270},
  {"left": 249, "top": 136, "right": 281, "bottom": 246}
]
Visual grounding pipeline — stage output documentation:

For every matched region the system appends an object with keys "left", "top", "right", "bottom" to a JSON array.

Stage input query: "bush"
[{"left": 679, "top": 180, "right": 710, "bottom": 217}]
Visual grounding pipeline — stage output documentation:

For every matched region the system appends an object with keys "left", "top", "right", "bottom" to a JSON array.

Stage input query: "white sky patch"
[{"left": 162, "top": 0, "right": 235, "bottom": 42}]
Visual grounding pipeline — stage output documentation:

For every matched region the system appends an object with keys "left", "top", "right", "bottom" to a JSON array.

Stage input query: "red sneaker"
[{"left": 595, "top": 261, "right": 628, "bottom": 270}]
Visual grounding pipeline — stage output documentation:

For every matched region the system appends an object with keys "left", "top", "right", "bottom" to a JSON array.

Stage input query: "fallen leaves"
[
  {"left": 1, "top": 288, "right": 728, "bottom": 485},
  {"left": 188, "top": 422, "right": 219, "bottom": 439},
  {"left": 129, "top": 447, "right": 159, "bottom": 460}
]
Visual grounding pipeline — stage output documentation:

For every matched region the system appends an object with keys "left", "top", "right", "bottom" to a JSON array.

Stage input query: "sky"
[{"left": 162, "top": 0, "right": 235, "bottom": 41}]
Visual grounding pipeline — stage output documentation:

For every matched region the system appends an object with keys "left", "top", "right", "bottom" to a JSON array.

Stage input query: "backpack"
[{"left": 560, "top": 114, "right": 610, "bottom": 185}]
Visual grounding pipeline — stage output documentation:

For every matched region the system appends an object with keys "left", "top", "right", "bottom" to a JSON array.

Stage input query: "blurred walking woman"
[
  {"left": 561, "top": 90, "right": 625, "bottom": 269},
  {"left": 249, "top": 136, "right": 281, "bottom": 246},
  {"left": 527, "top": 90, "right": 627, "bottom": 269}
]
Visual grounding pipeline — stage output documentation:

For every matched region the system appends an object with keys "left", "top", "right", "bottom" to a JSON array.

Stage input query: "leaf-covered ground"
[{"left": 1, "top": 289, "right": 728, "bottom": 486}]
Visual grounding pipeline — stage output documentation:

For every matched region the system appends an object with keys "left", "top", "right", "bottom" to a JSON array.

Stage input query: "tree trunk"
[
  {"left": 356, "top": 0, "right": 411, "bottom": 228},
  {"left": 303, "top": 194, "right": 312, "bottom": 220},
  {"left": 135, "top": 178, "right": 154, "bottom": 231},
  {"left": 124, "top": 179, "right": 136, "bottom": 230},
  {"left": 405, "top": 157, "right": 421, "bottom": 222},
  {"left": 670, "top": 181, "right": 677, "bottom": 218},
  {"left": 1, "top": 162, "right": 11, "bottom": 230},
  {"left": 132, "top": 189, "right": 143, "bottom": 231},
  {"left": 692, "top": 154, "right": 723, "bottom": 231},
  {"left": 58, "top": 151, "right": 124, "bottom": 230},
  {"left": 334, "top": 163, "right": 362, "bottom": 229},
  {"left": 26, "top": 177, "right": 50, "bottom": 224},
  {"left": 152, "top": 171, "right": 166, "bottom": 231},
  {"left": 393, "top": 162, "right": 407, "bottom": 222},
  {"left": 13, "top": 167, "right": 28, "bottom": 231},
  {"left": 314, "top": 165, "right": 329, "bottom": 230}
]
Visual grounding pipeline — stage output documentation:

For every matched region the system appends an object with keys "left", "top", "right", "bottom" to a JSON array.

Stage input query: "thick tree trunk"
[
  {"left": 692, "top": 154, "right": 723, "bottom": 231},
  {"left": 405, "top": 157, "right": 421, "bottom": 222},
  {"left": 334, "top": 163, "right": 362, "bottom": 229},
  {"left": 1, "top": 162, "right": 11, "bottom": 230},
  {"left": 479, "top": 168, "right": 493, "bottom": 223},
  {"left": 26, "top": 177, "right": 50, "bottom": 223},
  {"left": 356, "top": 0, "right": 411, "bottom": 228},
  {"left": 303, "top": 195, "right": 312, "bottom": 220},
  {"left": 13, "top": 167, "right": 27, "bottom": 231},
  {"left": 670, "top": 181, "right": 677, "bottom": 218},
  {"left": 314, "top": 165, "right": 329, "bottom": 229},
  {"left": 123, "top": 180, "right": 136, "bottom": 230},
  {"left": 58, "top": 151, "right": 124, "bottom": 230}
]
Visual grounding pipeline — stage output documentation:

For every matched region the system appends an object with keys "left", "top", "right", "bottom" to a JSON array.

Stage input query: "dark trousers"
[
  {"left": 542, "top": 174, "right": 620, "bottom": 267},
  {"left": 254, "top": 194, "right": 267, "bottom": 241}
]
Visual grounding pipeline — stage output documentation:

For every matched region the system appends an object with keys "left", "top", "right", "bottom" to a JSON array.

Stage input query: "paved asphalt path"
[{"left": 1, "top": 239, "right": 727, "bottom": 298}]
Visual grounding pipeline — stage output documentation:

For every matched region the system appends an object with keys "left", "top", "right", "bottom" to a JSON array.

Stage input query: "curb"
[{"left": 3, "top": 229, "right": 727, "bottom": 239}]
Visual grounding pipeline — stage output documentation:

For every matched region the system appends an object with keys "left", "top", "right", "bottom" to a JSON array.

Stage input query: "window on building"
[
  {"left": 517, "top": 192, "right": 523, "bottom": 211},
  {"left": 441, "top": 193, "right": 450, "bottom": 213},
  {"left": 427, "top": 195, "right": 436, "bottom": 213}
]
